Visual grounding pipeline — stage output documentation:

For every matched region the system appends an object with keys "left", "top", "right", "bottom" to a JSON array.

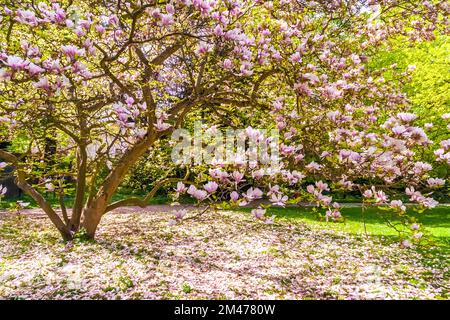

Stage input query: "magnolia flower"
[
  {"left": 305, "top": 161, "right": 322, "bottom": 172},
  {"left": 96, "top": 24, "right": 105, "bottom": 33},
  {"left": 413, "top": 161, "right": 432, "bottom": 174},
  {"left": 350, "top": 54, "right": 361, "bottom": 64},
  {"left": 421, "top": 197, "right": 438, "bottom": 209},
  {"left": 27, "top": 63, "right": 45, "bottom": 76},
  {"left": 175, "top": 182, "right": 187, "bottom": 194},
  {"left": 270, "top": 193, "right": 288, "bottom": 207},
  {"left": 322, "top": 85, "right": 342, "bottom": 100},
  {"left": 306, "top": 185, "right": 315, "bottom": 194},
  {"left": 405, "top": 186, "right": 416, "bottom": 196},
  {"left": 160, "top": 14, "right": 174, "bottom": 26},
  {"left": 252, "top": 169, "right": 265, "bottom": 180},
  {"left": 427, "top": 177, "right": 445, "bottom": 188},
  {"left": 45, "top": 182, "right": 55, "bottom": 192},
  {"left": 413, "top": 232, "right": 423, "bottom": 240},
  {"left": 230, "top": 191, "right": 239, "bottom": 201},
  {"left": 397, "top": 112, "right": 417, "bottom": 123},
  {"left": 169, "top": 208, "right": 188, "bottom": 225},
  {"left": 315, "top": 180, "right": 329, "bottom": 192},
  {"left": 317, "top": 194, "right": 332, "bottom": 206},
  {"left": 290, "top": 52, "right": 302, "bottom": 63},
  {"left": 203, "top": 181, "right": 218, "bottom": 193},
  {"left": 213, "top": 24, "right": 224, "bottom": 36},
  {"left": 375, "top": 190, "right": 389, "bottom": 203},
  {"left": 411, "top": 223, "right": 420, "bottom": 230},
  {"left": 209, "top": 169, "right": 229, "bottom": 181},
  {"left": 244, "top": 187, "right": 263, "bottom": 201},
  {"left": 6, "top": 55, "right": 29, "bottom": 70},
  {"left": 440, "top": 139, "right": 450, "bottom": 150},
  {"left": 0, "top": 184, "right": 7, "bottom": 197},
  {"left": 34, "top": 77, "right": 51, "bottom": 92},
  {"left": 173, "top": 209, "right": 187, "bottom": 220},
  {"left": 267, "top": 184, "right": 280, "bottom": 196},
  {"left": 251, "top": 207, "right": 266, "bottom": 220},
  {"left": 154, "top": 120, "right": 171, "bottom": 131},
  {"left": 222, "top": 59, "right": 233, "bottom": 70},
  {"left": 15, "top": 9, "right": 38, "bottom": 26},
  {"left": 232, "top": 171, "right": 244, "bottom": 184},
  {"left": 195, "top": 42, "right": 212, "bottom": 56},
  {"left": 401, "top": 240, "right": 412, "bottom": 248},
  {"left": 0, "top": 162, "right": 7, "bottom": 170},
  {"left": 166, "top": 3, "right": 175, "bottom": 14},
  {"left": 264, "top": 215, "right": 276, "bottom": 224},
  {"left": 187, "top": 186, "right": 208, "bottom": 201},
  {"left": 61, "top": 45, "right": 84, "bottom": 59},
  {"left": 303, "top": 73, "right": 320, "bottom": 84},
  {"left": 392, "top": 125, "right": 406, "bottom": 135},
  {"left": 390, "top": 200, "right": 406, "bottom": 212},
  {"left": 325, "top": 209, "right": 342, "bottom": 222}
]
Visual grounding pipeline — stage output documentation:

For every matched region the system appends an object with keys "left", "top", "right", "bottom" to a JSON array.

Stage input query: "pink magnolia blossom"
[
  {"left": 397, "top": 112, "right": 417, "bottom": 123},
  {"left": 305, "top": 161, "right": 322, "bottom": 172},
  {"left": 244, "top": 187, "right": 263, "bottom": 202},
  {"left": 204, "top": 181, "right": 218, "bottom": 193},
  {"left": 390, "top": 200, "right": 406, "bottom": 212},
  {"left": 375, "top": 190, "right": 389, "bottom": 203},
  {"left": 251, "top": 207, "right": 266, "bottom": 220},
  {"left": 6, "top": 55, "right": 29, "bottom": 70},
  {"left": 222, "top": 59, "right": 233, "bottom": 70},
  {"left": 427, "top": 178, "right": 445, "bottom": 188},
  {"left": 175, "top": 182, "right": 187, "bottom": 194},
  {"left": 230, "top": 191, "right": 239, "bottom": 201},
  {"left": 27, "top": 63, "right": 45, "bottom": 76},
  {"left": 187, "top": 185, "right": 208, "bottom": 201},
  {"left": 0, "top": 184, "right": 7, "bottom": 197},
  {"left": 15, "top": 9, "right": 38, "bottom": 26},
  {"left": 33, "top": 77, "right": 51, "bottom": 92},
  {"left": 154, "top": 120, "right": 171, "bottom": 131},
  {"left": 45, "top": 182, "right": 55, "bottom": 192},
  {"left": 315, "top": 181, "right": 329, "bottom": 192},
  {"left": 401, "top": 240, "right": 412, "bottom": 248},
  {"left": 270, "top": 193, "right": 288, "bottom": 206}
]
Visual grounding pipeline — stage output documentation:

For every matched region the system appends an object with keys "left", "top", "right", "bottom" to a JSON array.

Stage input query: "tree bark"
[
  {"left": 16, "top": 171, "right": 73, "bottom": 241},
  {"left": 81, "top": 134, "right": 157, "bottom": 238},
  {"left": 70, "top": 143, "right": 88, "bottom": 231},
  {"left": 82, "top": 197, "right": 106, "bottom": 238},
  {"left": 0, "top": 150, "right": 73, "bottom": 241}
]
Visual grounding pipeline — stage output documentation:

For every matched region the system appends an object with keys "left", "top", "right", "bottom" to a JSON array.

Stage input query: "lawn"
[
  {"left": 0, "top": 205, "right": 448, "bottom": 300},
  {"left": 246, "top": 206, "right": 450, "bottom": 245}
]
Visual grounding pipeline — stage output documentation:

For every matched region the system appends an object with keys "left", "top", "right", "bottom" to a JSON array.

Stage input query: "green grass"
[{"left": 239, "top": 206, "right": 450, "bottom": 249}]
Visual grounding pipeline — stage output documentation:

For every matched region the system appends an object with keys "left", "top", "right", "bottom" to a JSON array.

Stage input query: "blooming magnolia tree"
[{"left": 0, "top": 0, "right": 448, "bottom": 241}]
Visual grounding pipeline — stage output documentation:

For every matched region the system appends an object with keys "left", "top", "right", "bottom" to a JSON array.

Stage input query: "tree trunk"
[
  {"left": 70, "top": 144, "right": 88, "bottom": 232},
  {"left": 81, "top": 135, "right": 157, "bottom": 239},
  {"left": 82, "top": 204, "right": 104, "bottom": 239},
  {"left": 16, "top": 175, "right": 73, "bottom": 241}
]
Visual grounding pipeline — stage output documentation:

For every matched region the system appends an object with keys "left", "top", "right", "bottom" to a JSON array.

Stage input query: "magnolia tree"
[{"left": 0, "top": 0, "right": 448, "bottom": 241}]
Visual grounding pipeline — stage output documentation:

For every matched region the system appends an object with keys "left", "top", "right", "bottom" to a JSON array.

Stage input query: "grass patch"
[{"left": 239, "top": 206, "right": 450, "bottom": 249}]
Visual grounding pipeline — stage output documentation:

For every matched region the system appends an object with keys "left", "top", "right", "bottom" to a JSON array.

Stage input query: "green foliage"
[{"left": 371, "top": 36, "right": 449, "bottom": 121}]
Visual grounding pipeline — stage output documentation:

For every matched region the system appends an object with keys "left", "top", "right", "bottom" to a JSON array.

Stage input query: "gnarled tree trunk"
[{"left": 81, "top": 134, "right": 157, "bottom": 239}]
